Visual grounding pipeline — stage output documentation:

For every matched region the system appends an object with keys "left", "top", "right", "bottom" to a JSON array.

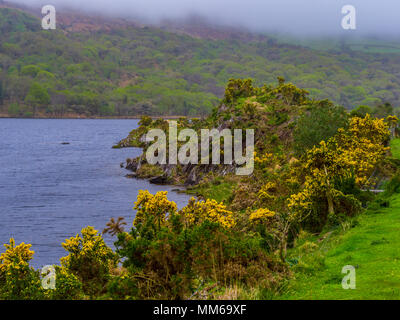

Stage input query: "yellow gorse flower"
[
  {"left": 387, "top": 115, "right": 398, "bottom": 124},
  {"left": 179, "top": 197, "right": 235, "bottom": 229},
  {"left": 0, "top": 238, "right": 34, "bottom": 274},
  {"left": 288, "top": 114, "right": 390, "bottom": 215},
  {"left": 254, "top": 151, "right": 276, "bottom": 166},
  {"left": 133, "top": 190, "right": 177, "bottom": 227},
  {"left": 60, "top": 226, "right": 114, "bottom": 269},
  {"left": 258, "top": 182, "right": 277, "bottom": 201},
  {"left": 249, "top": 208, "right": 276, "bottom": 223}
]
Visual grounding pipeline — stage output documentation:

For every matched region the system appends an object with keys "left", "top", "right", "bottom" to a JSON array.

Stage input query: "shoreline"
[{"left": 0, "top": 114, "right": 198, "bottom": 120}]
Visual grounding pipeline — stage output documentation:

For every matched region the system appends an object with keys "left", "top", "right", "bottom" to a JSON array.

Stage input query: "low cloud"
[{"left": 8, "top": 0, "right": 400, "bottom": 36}]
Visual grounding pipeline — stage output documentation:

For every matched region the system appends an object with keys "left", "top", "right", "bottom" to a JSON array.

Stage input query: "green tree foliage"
[
  {"left": 372, "top": 102, "right": 394, "bottom": 119},
  {"left": 2, "top": 7, "right": 400, "bottom": 117},
  {"left": 7, "top": 103, "right": 20, "bottom": 116},
  {"left": 350, "top": 105, "right": 373, "bottom": 118},
  {"left": 294, "top": 101, "right": 349, "bottom": 156},
  {"left": 25, "top": 82, "right": 50, "bottom": 117}
]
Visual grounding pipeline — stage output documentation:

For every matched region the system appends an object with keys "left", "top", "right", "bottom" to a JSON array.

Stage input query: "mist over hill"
[
  {"left": 8, "top": 0, "right": 400, "bottom": 37},
  {"left": 1, "top": 2, "right": 400, "bottom": 117}
]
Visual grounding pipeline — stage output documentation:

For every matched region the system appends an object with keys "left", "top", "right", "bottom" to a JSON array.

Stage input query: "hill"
[{"left": 2, "top": 4, "right": 400, "bottom": 117}]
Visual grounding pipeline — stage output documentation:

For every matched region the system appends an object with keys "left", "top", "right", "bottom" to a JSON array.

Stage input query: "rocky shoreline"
[
  {"left": 0, "top": 113, "right": 191, "bottom": 120},
  {"left": 122, "top": 152, "right": 236, "bottom": 189}
]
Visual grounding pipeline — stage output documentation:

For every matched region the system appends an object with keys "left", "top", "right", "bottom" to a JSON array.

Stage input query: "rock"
[
  {"left": 125, "top": 174, "right": 137, "bottom": 179},
  {"left": 149, "top": 175, "right": 169, "bottom": 185},
  {"left": 136, "top": 155, "right": 143, "bottom": 171},
  {"left": 185, "top": 168, "right": 198, "bottom": 185},
  {"left": 126, "top": 157, "right": 140, "bottom": 171},
  {"left": 120, "top": 163, "right": 124, "bottom": 168}
]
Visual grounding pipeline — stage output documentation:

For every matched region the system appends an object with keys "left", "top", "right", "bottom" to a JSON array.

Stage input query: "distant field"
[{"left": 276, "top": 35, "right": 400, "bottom": 54}]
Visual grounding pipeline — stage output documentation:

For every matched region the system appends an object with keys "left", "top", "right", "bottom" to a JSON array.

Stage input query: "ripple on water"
[{"left": 0, "top": 119, "right": 191, "bottom": 268}]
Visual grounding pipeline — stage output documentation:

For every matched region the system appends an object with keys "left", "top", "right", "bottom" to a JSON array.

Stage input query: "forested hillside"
[{"left": 2, "top": 5, "right": 400, "bottom": 117}]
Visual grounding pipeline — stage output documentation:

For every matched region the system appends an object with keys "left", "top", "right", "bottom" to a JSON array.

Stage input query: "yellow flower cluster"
[
  {"left": 288, "top": 115, "right": 390, "bottom": 215},
  {"left": 287, "top": 179, "right": 313, "bottom": 211},
  {"left": 179, "top": 197, "right": 235, "bottom": 229},
  {"left": 257, "top": 182, "right": 277, "bottom": 201},
  {"left": 0, "top": 238, "right": 34, "bottom": 274},
  {"left": 133, "top": 190, "right": 177, "bottom": 227},
  {"left": 348, "top": 114, "right": 389, "bottom": 145},
  {"left": 249, "top": 208, "right": 276, "bottom": 223},
  {"left": 387, "top": 115, "right": 399, "bottom": 124},
  {"left": 254, "top": 151, "right": 275, "bottom": 165},
  {"left": 61, "top": 226, "right": 114, "bottom": 269}
]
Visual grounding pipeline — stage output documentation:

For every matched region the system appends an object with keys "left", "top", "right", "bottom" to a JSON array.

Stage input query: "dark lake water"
[{"left": 0, "top": 119, "right": 191, "bottom": 268}]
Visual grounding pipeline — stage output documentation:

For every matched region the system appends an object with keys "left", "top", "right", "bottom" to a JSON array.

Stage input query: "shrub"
[
  {"left": 294, "top": 101, "right": 348, "bottom": 156},
  {"left": 383, "top": 173, "right": 400, "bottom": 197},
  {"left": 0, "top": 238, "right": 44, "bottom": 299},
  {"left": 50, "top": 266, "right": 83, "bottom": 300},
  {"left": 115, "top": 192, "right": 285, "bottom": 299},
  {"left": 60, "top": 226, "right": 117, "bottom": 297}
]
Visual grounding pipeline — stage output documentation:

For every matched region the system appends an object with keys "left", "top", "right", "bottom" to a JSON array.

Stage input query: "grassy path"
[{"left": 279, "top": 140, "right": 400, "bottom": 300}]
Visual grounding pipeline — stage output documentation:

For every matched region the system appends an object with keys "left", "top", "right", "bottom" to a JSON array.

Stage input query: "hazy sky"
[{"left": 8, "top": 0, "right": 400, "bottom": 36}]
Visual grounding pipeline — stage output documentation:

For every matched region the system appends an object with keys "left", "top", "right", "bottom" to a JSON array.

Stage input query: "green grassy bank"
[{"left": 278, "top": 140, "right": 400, "bottom": 300}]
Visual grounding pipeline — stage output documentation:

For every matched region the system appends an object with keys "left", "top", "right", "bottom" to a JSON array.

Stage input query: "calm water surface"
[{"left": 0, "top": 119, "right": 191, "bottom": 268}]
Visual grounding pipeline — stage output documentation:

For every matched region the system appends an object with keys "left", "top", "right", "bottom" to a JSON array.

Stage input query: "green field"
[
  {"left": 279, "top": 140, "right": 400, "bottom": 300},
  {"left": 276, "top": 35, "right": 400, "bottom": 54}
]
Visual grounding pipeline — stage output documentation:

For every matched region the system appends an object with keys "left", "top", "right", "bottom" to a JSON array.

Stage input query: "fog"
[{"left": 7, "top": 0, "right": 400, "bottom": 36}]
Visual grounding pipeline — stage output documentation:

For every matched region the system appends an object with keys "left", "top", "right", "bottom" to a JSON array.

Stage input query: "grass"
[
  {"left": 186, "top": 177, "right": 235, "bottom": 203},
  {"left": 390, "top": 138, "right": 400, "bottom": 159},
  {"left": 279, "top": 199, "right": 400, "bottom": 299},
  {"left": 277, "top": 35, "right": 400, "bottom": 54},
  {"left": 277, "top": 139, "right": 400, "bottom": 300}
]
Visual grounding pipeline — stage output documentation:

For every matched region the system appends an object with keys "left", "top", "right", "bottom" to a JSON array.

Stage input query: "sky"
[{"left": 7, "top": 0, "right": 400, "bottom": 36}]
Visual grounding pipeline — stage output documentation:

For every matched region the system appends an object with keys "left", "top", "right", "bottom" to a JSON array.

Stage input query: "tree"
[
  {"left": 51, "top": 92, "right": 67, "bottom": 117},
  {"left": 373, "top": 102, "right": 394, "bottom": 119},
  {"left": 289, "top": 115, "right": 390, "bottom": 231},
  {"left": 350, "top": 105, "right": 373, "bottom": 118},
  {"left": 25, "top": 82, "right": 50, "bottom": 117},
  {"left": 387, "top": 115, "right": 399, "bottom": 139},
  {"left": 294, "top": 100, "right": 348, "bottom": 156}
]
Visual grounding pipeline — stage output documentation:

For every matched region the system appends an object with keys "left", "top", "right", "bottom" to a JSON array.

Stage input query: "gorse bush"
[
  {"left": 50, "top": 266, "right": 83, "bottom": 300},
  {"left": 0, "top": 238, "right": 43, "bottom": 299},
  {"left": 112, "top": 191, "right": 284, "bottom": 299},
  {"left": 287, "top": 114, "right": 390, "bottom": 232},
  {"left": 60, "top": 226, "right": 117, "bottom": 297},
  {"left": 0, "top": 238, "right": 87, "bottom": 300}
]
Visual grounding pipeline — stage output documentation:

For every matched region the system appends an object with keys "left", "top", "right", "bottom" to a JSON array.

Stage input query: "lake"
[{"left": 0, "top": 119, "right": 191, "bottom": 268}]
